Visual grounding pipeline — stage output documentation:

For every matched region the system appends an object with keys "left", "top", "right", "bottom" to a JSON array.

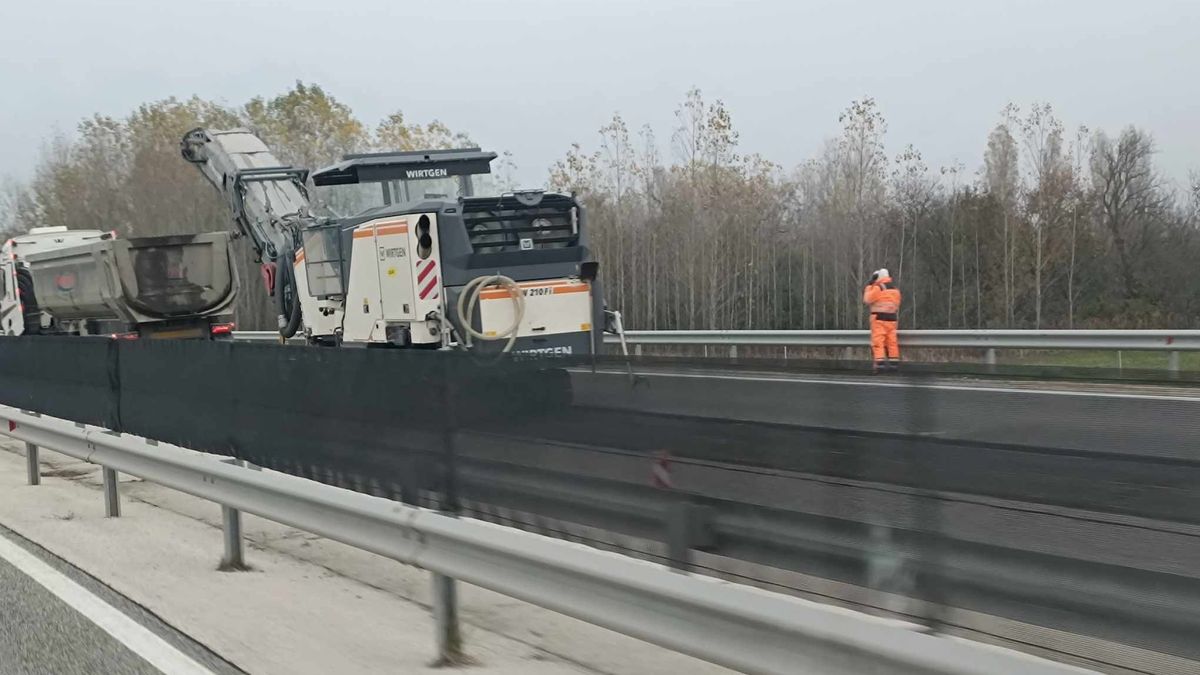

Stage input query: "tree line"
[
  {"left": 0, "top": 83, "right": 477, "bottom": 329},
  {"left": 3, "top": 82, "right": 1198, "bottom": 330},
  {"left": 554, "top": 91, "right": 1200, "bottom": 331}
]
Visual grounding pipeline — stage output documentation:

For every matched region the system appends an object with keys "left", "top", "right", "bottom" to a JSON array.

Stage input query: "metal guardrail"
[
  {"left": 0, "top": 405, "right": 1086, "bottom": 675},
  {"left": 236, "top": 328, "right": 1200, "bottom": 348},
  {"left": 451, "top": 434, "right": 1200, "bottom": 671},
  {"left": 233, "top": 328, "right": 1200, "bottom": 365},
  {"left": 604, "top": 329, "right": 1200, "bottom": 350},
  {"left": 600, "top": 329, "right": 1200, "bottom": 370}
]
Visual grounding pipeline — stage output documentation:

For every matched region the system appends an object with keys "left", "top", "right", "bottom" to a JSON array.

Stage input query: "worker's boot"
[
  {"left": 873, "top": 360, "right": 885, "bottom": 374},
  {"left": 886, "top": 358, "right": 900, "bottom": 373}
]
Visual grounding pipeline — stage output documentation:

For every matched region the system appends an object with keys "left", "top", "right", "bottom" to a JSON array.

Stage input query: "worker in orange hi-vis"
[{"left": 863, "top": 268, "right": 902, "bottom": 373}]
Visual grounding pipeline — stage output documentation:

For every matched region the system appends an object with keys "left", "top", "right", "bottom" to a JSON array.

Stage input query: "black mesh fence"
[
  {"left": 0, "top": 336, "right": 117, "bottom": 427},
  {"left": 0, "top": 339, "right": 1197, "bottom": 672}
]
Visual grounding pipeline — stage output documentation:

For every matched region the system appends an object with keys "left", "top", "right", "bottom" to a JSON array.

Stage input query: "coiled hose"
[
  {"left": 276, "top": 249, "right": 303, "bottom": 339},
  {"left": 455, "top": 275, "right": 525, "bottom": 352}
]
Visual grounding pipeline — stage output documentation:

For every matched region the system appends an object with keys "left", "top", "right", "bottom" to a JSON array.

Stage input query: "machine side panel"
[
  {"left": 479, "top": 280, "right": 592, "bottom": 340},
  {"left": 341, "top": 225, "right": 385, "bottom": 342},
  {"left": 373, "top": 219, "right": 417, "bottom": 322}
]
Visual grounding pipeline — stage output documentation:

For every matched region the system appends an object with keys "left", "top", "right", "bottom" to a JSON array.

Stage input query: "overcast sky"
[{"left": 2, "top": 0, "right": 1197, "bottom": 188}]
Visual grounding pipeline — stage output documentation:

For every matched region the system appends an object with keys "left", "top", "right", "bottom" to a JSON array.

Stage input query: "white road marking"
[
  {"left": 591, "top": 369, "right": 1200, "bottom": 403},
  {"left": 0, "top": 531, "right": 215, "bottom": 675}
]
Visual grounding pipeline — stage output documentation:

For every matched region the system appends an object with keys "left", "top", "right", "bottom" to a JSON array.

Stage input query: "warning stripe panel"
[
  {"left": 419, "top": 276, "right": 439, "bottom": 299},
  {"left": 293, "top": 250, "right": 305, "bottom": 266},
  {"left": 417, "top": 260, "right": 437, "bottom": 283},
  {"left": 352, "top": 229, "right": 374, "bottom": 240}
]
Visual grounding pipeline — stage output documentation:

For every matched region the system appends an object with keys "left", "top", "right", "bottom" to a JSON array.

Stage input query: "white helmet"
[{"left": 874, "top": 268, "right": 890, "bottom": 280}]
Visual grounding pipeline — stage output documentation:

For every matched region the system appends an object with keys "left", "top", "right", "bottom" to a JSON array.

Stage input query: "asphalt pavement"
[
  {"left": 569, "top": 367, "right": 1200, "bottom": 461},
  {"left": 0, "top": 526, "right": 240, "bottom": 675}
]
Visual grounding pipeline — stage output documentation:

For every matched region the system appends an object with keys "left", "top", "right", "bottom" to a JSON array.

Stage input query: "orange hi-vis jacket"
[
  {"left": 863, "top": 276, "right": 901, "bottom": 362},
  {"left": 863, "top": 276, "right": 901, "bottom": 320}
]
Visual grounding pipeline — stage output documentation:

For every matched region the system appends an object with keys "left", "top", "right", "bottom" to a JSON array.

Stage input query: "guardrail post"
[
  {"left": 25, "top": 442, "right": 39, "bottom": 486},
  {"left": 728, "top": 345, "right": 738, "bottom": 361},
  {"left": 984, "top": 348, "right": 997, "bottom": 367},
  {"left": 431, "top": 362, "right": 467, "bottom": 666},
  {"left": 220, "top": 504, "right": 244, "bottom": 569},
  {"left": 634, "top": 344, "right": 643, "bottom": 357},
  {"left": 905, "top": 372, "right": 944, "bottom": 632},
  {"left": 666, "top": 502, "right": 690, "bottom": 571},
  {"left": 219, "top": 459, "right": 247, "bottom": 571},
  {"left": 1168, "top": 350, "right": 1181, "bottom": 373},
  {"left": 665, "top": 501, "right": 715, "bottom": 572},
  {"left": 866, "top": 524, "right": 909, "bottom": 611},
  {"left": 431, "top": 572, "right": 464, "bottom": 664},
  {"left": 102, "top": 467, "right": 120, "bottom": 518}
]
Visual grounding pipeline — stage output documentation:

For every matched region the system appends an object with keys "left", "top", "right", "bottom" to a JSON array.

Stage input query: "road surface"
[
  {"left": 569, "top": 367, "right": 1200, "bottom": 461},
  {"left": 0, "top": 526, "right": 236, "bottom": 675}
]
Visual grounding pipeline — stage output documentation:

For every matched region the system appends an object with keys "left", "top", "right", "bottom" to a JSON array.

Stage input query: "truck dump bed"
[{"left": 24, "top": 233, "right": 238, "bottom": 327}]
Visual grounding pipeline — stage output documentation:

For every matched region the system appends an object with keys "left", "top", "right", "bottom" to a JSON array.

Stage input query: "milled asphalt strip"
[{"left": 0, "top": 530, "right": 216, "bottom": 675}]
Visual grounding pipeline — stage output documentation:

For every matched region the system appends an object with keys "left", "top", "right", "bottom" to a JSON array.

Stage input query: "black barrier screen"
[
  {"left": 0, "top": 339, "right": 1197, "bottom": 672},
  {"left": 0, "top": 336, "right": 117, "bottom": 427}
]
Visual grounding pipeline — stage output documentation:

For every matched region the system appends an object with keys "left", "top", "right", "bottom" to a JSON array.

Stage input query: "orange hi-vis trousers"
[{"left": 870, "top": 316, "right": 899, "bottom": 362}]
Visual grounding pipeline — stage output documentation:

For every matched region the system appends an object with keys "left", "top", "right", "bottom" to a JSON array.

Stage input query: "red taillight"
[
  {"left": 211, "top": 322, "right": 235, "bottom": 336},
  {"left": 109, "top": 331, "right": 139, "bottom": 340}
]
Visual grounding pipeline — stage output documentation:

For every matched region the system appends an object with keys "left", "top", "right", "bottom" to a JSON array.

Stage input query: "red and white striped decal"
[
  {"left": 416, "top": 260, "right": 439, "bottom": 300},
  {"left": 650, "top": 450, "right": 673, "bottom": 489}
]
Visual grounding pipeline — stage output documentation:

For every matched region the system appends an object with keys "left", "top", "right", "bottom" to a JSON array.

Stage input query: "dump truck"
[{"left": 0, "top": 227, "right": 239, "bottom": 339}]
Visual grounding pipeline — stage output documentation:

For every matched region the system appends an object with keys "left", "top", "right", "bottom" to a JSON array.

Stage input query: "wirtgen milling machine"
[{"left": 182, "top": 128, "right": 615, "bottom": 354}]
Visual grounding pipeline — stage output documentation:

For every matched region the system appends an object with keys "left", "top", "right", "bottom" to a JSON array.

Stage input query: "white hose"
[{"left": 455, "top": 275, "right": 525, "bottom": 353}]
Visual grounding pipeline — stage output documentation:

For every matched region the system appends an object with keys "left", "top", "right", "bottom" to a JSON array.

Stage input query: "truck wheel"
[{"left": 16, "top": 267, "right": 40, "bottom": 335}]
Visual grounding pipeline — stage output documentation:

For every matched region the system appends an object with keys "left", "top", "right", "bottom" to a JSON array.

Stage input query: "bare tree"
[
  {"left": 892, "top": 145, "right": 936, "bottom": 326},
  {"left": 1090, "top": 127, "right": 1167, "bottom": 299},
  {"left": 837, "top": 98, "right": 888, "bottom": 326},
  {"left": 0, "top": 177, "right": 37, "bottom": 237},
  {"left": 942, "top": 162, "right": 965, "bottom": 326},
  {"left": 1065, "top": 125, "right": 1091, "bottom": 327},
  {"left": 1019, "top": 103, "right": 1072, "bottom": 327},
  {"left": 983, "top": 104, "right": 1021, "bottom": 325}
]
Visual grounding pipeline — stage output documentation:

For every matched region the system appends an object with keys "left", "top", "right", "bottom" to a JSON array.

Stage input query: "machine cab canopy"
[{"left": 311, "top": 148, "right": 499, "bottom": 217}]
